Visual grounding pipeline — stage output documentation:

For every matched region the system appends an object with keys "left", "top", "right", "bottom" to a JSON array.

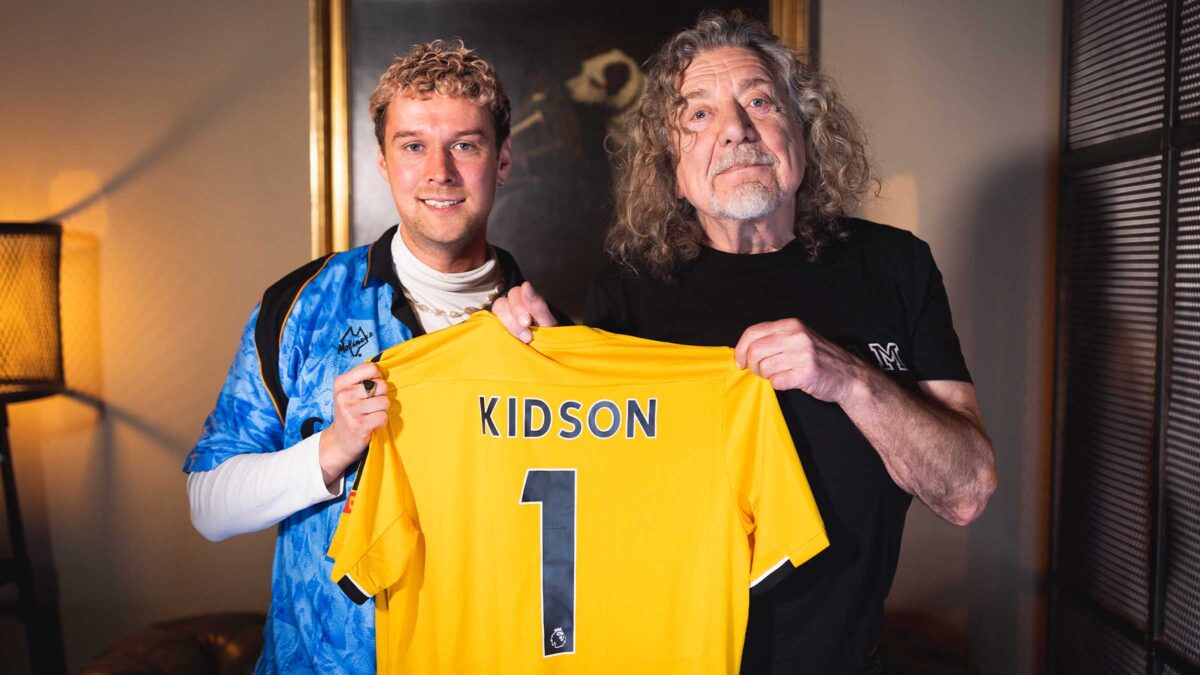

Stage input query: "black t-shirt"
[{"left": 583, "top": 219, "right": 971, "bottom": 674}]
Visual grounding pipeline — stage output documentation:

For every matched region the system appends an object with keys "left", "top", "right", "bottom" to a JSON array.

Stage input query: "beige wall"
[
  {"left": 0, "top": 1, "right": 309, "bottom": 670},
  {"left": 822, "top": 2, "right": 1060, "bottom": 673}
]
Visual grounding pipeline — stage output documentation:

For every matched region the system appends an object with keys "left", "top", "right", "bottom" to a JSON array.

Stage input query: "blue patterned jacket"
[{"left": 183, "top": 225, "right": 531, "bottom": 673}]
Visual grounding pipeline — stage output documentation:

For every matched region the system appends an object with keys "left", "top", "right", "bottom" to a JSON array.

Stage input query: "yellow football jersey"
[{"left": 328, "top": 312, "right": 827, "bottom": 674}]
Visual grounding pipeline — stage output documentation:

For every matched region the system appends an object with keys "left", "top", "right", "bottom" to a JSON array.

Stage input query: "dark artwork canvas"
[{"left": 348, "top": 0, "right": 769, "bottom": 317}]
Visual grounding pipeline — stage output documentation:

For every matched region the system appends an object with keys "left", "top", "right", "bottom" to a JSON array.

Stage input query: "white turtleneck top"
[{"left": 391, "top": 226, "right": 502, "bottom": 333}]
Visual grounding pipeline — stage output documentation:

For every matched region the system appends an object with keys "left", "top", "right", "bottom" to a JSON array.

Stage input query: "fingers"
[
  {"left": 338, "top": 389, "right": 390, "bottom": 433},
  {"left": 493, "top": 282, "right": 557, "bottom": 343},
  {"left": 334, "top": 364, "right": 388, "bottom": 414},
  {"left": 757, "top": 352, "right": 802, "bottom": 390},
  {"left": 334, "top": 362, "right": 383, "bottom": 390},
  {"left": 491, "top": 296, "right": 517, "bottom": 332},
  {"left": 358, "top": 377, "right": 386, "bottom": 399},
  {"left": 354, "top": 389, "right": 391, "bottom": 412},
  {"left": 491, "top": 295, "right": 531, "bottom": 343},
  {"left": 327, "top": 363, "right": 391, "bottom": 459},
  {"left": 519, "top": 282, "right": 558, "bottom": 329},
  {"left": 318, "top": 390, "right": 389, "bottom": 485},
  {"left": 359, "top": 411, "right": 389, "bottom": 434},
  {"left": 741, "top": 333, "right": 793, "bottom": 377},
  {"left": 734, "top": 319, "right": 805, "bottom": 368},
  {"left": 334, "top": 388, "right": 390, "bottom": 427}
]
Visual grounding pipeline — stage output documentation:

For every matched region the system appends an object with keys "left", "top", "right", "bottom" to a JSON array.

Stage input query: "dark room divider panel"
[{"left": 1053, "top": 0, "right": 1200, "bottom": 672}]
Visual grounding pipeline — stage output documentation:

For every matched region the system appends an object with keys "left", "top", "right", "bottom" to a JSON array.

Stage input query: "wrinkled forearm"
[{"left": 841, "top": 368, "right": 997, "bottom": 525}]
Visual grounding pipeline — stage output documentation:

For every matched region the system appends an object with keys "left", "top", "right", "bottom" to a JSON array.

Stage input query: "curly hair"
[
  {"left": 370, "top": 39, "right": 511, "bottom": 148},
  {"left": 608, "top": 11, "right": 877, "bottom": 279}
]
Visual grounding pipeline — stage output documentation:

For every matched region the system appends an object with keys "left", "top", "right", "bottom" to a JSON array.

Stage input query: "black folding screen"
[{"left": 1053, "top": 0, "right": 1200, "bottom": 672}]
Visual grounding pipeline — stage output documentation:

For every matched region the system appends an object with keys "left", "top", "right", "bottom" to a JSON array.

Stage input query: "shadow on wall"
[
  {"left": 11, "top": 230, "right": 103, "bottom": 555},
  {"left": 956, "top": 149, "right": 1054, "bottom": 674},
  {"left": 23, "top": 33, "right": 305, "bottom": 482},
  {"left": 42, "top": 45, "right": 292, "bottom": 226},
  {"left": 5, "top": 40, "right": 301, "bottom": 670}
]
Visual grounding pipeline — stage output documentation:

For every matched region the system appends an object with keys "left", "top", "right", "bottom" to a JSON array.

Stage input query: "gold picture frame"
[
  {"left": 308, "top": 0, "right": 816, "bottom": 257},
  {"left": 309, "top": 0, "right": 349, "bottom": 257}
]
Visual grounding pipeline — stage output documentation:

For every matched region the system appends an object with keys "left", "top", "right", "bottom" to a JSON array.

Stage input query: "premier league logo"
[{"left": 549, "top": 627, "right": 566, "bottom": 649}]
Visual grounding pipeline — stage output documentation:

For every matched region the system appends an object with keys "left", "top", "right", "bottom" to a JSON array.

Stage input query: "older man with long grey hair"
[{"left": 496, "top": 11, "right": 996, "bottom": 673}]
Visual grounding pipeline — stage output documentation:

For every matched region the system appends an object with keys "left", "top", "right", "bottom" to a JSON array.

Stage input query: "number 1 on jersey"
[{"left": 520, "top": 469, "right": 576, "bottom": 657}]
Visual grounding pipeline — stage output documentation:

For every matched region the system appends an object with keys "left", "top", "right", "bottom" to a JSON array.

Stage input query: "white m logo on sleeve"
[{"left": 867, "top": 342, "right": 908, "bottom": 372}]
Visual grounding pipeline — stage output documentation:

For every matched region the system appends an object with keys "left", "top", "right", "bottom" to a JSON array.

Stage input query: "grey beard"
[{"left": 710, "top": 181, "right": 785, "bottom": 221}]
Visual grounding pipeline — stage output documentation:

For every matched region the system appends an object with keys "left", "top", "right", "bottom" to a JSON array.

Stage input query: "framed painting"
[{"left": 310, "top": 0, "right": 816, "bottom": 316}]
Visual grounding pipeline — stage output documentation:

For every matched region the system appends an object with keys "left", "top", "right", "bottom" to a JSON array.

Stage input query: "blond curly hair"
[
  {"left": 608, "top": 11, "right": 877, "bottom": 279},
  {"left": 370, "top": 39, "right": 511, "bottom": 148}
]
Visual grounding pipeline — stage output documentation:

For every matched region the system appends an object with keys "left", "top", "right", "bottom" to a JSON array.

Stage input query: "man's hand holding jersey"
[
  {"left": 492, "top": 281, "right": 559, "bottom": 342},
  {"left": 319, "top": 362, "right": 389, "bottom": 486}
]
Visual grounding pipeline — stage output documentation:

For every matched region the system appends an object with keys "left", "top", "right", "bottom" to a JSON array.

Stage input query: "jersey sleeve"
[
  {"left": 723, "top": 369, "right": 829, "bottom": 594},
  {"left": 328, "top": 420, "right": 420, "bottom": 606},
  {"left": 907, "top": 237, "right": 972, "bottom": 383},
  {"left": 182, "top": 304, "right": 286, "bottom": 474}
]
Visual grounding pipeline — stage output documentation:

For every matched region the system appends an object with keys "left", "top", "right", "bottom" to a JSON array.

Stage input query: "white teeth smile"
[{"left": 422, "top": 199, "right": 463, "bottom": 208}]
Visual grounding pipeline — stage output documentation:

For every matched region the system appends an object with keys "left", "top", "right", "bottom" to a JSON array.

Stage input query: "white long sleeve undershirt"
[{"left": 187, "top": 432, "right": 343, "bottom": 542}]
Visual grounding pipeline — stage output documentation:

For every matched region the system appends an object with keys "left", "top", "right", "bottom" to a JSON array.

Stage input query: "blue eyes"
[{"left": 688, "top": 98, "right": 773, "bottom": 122}]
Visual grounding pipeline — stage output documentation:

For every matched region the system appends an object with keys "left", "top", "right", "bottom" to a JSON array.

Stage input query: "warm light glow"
[
  {"left": 0, "top": 223, "right": 63, "bottom": 401},
  {"left": 0, "top": 169, "right": 51, "bottom": 223}
]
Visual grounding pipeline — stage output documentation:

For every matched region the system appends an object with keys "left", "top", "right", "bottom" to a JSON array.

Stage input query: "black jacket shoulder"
[{"left": 254, "top": 254, "right": 336, "bottom": 420}]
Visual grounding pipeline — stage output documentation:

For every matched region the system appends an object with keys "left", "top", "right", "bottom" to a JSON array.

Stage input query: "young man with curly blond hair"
[
  {"left": 496, "top": 12, "right": 997, "bottom": 673},
  {"left": 184, "top": 40, "right": 554, "bottom": 673}
]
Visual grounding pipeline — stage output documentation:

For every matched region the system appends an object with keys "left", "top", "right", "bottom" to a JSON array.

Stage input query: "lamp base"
[{"left": 1, "top": 403, "right": 67, "bottom": 675}]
